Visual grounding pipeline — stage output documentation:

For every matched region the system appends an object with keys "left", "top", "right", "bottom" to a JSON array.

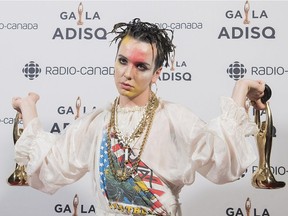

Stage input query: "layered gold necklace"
[{"left": 107, "top": 92, "right": 159, "bottom": 181}]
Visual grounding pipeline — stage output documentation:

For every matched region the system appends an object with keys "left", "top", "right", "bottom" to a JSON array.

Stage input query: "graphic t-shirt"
[{"left": 99, "top": 131, "right": 169, "bottom": 215}]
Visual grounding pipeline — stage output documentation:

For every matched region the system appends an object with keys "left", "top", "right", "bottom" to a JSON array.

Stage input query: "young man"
[{"left": 12, "top": 18, "right": 265, "bottom": 215}]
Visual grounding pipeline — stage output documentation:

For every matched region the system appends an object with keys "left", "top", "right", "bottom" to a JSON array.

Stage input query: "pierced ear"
[{"left": 152, "top": 67, "right": 162, "bottom": 83}]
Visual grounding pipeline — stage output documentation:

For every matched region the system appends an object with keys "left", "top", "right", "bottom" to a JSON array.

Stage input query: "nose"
[{"left": 124, "top": 65, "right": 133, "bottom": 80}]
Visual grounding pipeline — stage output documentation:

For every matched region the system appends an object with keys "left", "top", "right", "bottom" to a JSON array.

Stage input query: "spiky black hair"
[{"left": 110, "top": 18, "right": 176, "bottom": 70}]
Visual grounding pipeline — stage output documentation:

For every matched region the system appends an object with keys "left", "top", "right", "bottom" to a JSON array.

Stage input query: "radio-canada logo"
[
  {"left": 22, "top": 61, "right": 41, "bottom": 80},
  {"left": 227, "top": 61, "right": 247, "bottom": 80}
]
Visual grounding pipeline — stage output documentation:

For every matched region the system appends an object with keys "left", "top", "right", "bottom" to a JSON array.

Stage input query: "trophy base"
[
  {"left": 7, "top": 174, "right": 28, "bottom": 186},
  {"left": 252, "top": 168, "right": 286, "bottom": 189},
  {"left": 7, "top": 178, "right": 28, "bottom": 186},
  {"left": 7, "top": 181, "right": 28, "bottom": 186},
  {"left": 7, "top": 165, "right": 28, "bottom": 186},
  {"left": 252, "top": 179, "right": 285, "bottom": 189}
]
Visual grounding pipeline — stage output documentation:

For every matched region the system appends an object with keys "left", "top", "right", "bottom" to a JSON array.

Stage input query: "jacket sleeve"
[
  {"left": 14, "top": 109, "right": 105, "bottom": 194},
  {"left": 191, "top": 97, "right": 258, "bottom": 184}
]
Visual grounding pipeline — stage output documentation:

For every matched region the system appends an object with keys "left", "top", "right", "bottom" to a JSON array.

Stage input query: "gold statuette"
[
  {"left": 252, "top": 100, "right": 285, "bottom": 189},
  {"left": 7, "top": 112, "right": 28, "bottom": 186}
]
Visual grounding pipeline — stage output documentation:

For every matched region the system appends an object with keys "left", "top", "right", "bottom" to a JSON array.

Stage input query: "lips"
[{"left": 120, "top": 82, "right": 133, "bottom": 90}]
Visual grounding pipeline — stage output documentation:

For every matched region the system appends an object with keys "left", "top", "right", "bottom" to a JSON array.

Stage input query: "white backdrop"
[{"left": 1, "top": 1, "right": 288, "bottom": 215}]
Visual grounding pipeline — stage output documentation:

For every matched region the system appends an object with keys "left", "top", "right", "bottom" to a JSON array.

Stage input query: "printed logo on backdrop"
[
  {"left": 0, "top": 13, "right": 38, "bottom": 30},
  {"left": 55, "top": 194, "right": 95, "bottom": 214},
  {"left": 53, "top": 2, "right": 108, "bottom": 40},
  {"left": 226, "top": 197, "right": 270, "bottom": 216},
  {"left": 226, "top": 60, "right": 288, "bottom": 80},
  {"left": 153, "top": 8, "right": 204, "bottom": 82},
  {"left": 218, "top": 0, "right": 276, "bottom": 39},
  {"left": 50, "top": 96, "right": 96, "bottom": 133},
  {"left": 14, "top": 2, "right": 113, "bottom": 80},
  {"left": 159, "top": 55, "right": 192, "bottom": 82},
  {"left": 22, "top": 61, "right": 41, "bottom": 80},
  {"left": 154, "top": 20, "right": 203, "bottom": 31},
  {"left": 227, "top": 61, "right": 247, "bottom": 81},
  {"left": 20, "top": 60, "right": 114, "bottom": 79}
]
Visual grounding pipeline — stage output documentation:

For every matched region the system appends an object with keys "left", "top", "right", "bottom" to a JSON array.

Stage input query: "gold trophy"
[
  {"left": 252, "top": 84, "right": 285, "bottom": 189},
  {"left": 77, "top": 2, "right": 84, "bottom": 25},
  {"left": 72, "top": 194, "right": 79, "bottom": 216},
  {"left": 243, "top": 0, "right": 250, "bottom": 24},
  {"left": 7, "top": 112, "right": 28, "bottom": 186}
]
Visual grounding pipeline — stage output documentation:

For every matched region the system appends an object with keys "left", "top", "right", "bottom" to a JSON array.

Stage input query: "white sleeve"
[
  {"left": 14, "top": 110, "right": 104, "bottom": 194},
  {"left": 141, "top": 98, "right": 257, "bottom": 188},
  {"left": 193, "top": 97, "right": 258, "bottom": 184}
]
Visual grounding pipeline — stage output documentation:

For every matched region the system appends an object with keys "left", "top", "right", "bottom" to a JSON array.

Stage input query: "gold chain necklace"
[
  {"left": 107, "top": 92, "right": 159, "bottom": 181},
  {"left": 114, "top": 98, "right": 147, "bottom": 151}
]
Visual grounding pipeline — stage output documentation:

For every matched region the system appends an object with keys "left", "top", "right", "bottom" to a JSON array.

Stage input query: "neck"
[{"left": 118, "top": 92, "right": 151, "bottom": 108}]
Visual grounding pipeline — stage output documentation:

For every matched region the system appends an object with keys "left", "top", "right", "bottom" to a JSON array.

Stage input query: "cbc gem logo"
[
  {"left": 22, "top": 61, "right": 41, "bottom": 80},
  {"left": 227, "top": 61, "right": 247, "bottom": 80}
]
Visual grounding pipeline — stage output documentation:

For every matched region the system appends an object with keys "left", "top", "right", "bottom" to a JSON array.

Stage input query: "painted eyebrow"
[{"left": 117, "top": 54, "right": 152, "bottom": 67}]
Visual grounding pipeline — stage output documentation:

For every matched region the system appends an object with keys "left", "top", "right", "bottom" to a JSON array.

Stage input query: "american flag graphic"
[{"left": 99, "top": 130, "right": 169, "bottom": 215}]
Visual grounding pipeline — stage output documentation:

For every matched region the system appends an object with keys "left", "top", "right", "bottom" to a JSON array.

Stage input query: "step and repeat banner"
[{"left": 1, "top": 0, "right": 288, "bottom": 215}]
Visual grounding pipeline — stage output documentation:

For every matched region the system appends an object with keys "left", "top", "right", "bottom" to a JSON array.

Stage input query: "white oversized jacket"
[{"left": 15, "top": 97, "right": 257, "bottom": 215}]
